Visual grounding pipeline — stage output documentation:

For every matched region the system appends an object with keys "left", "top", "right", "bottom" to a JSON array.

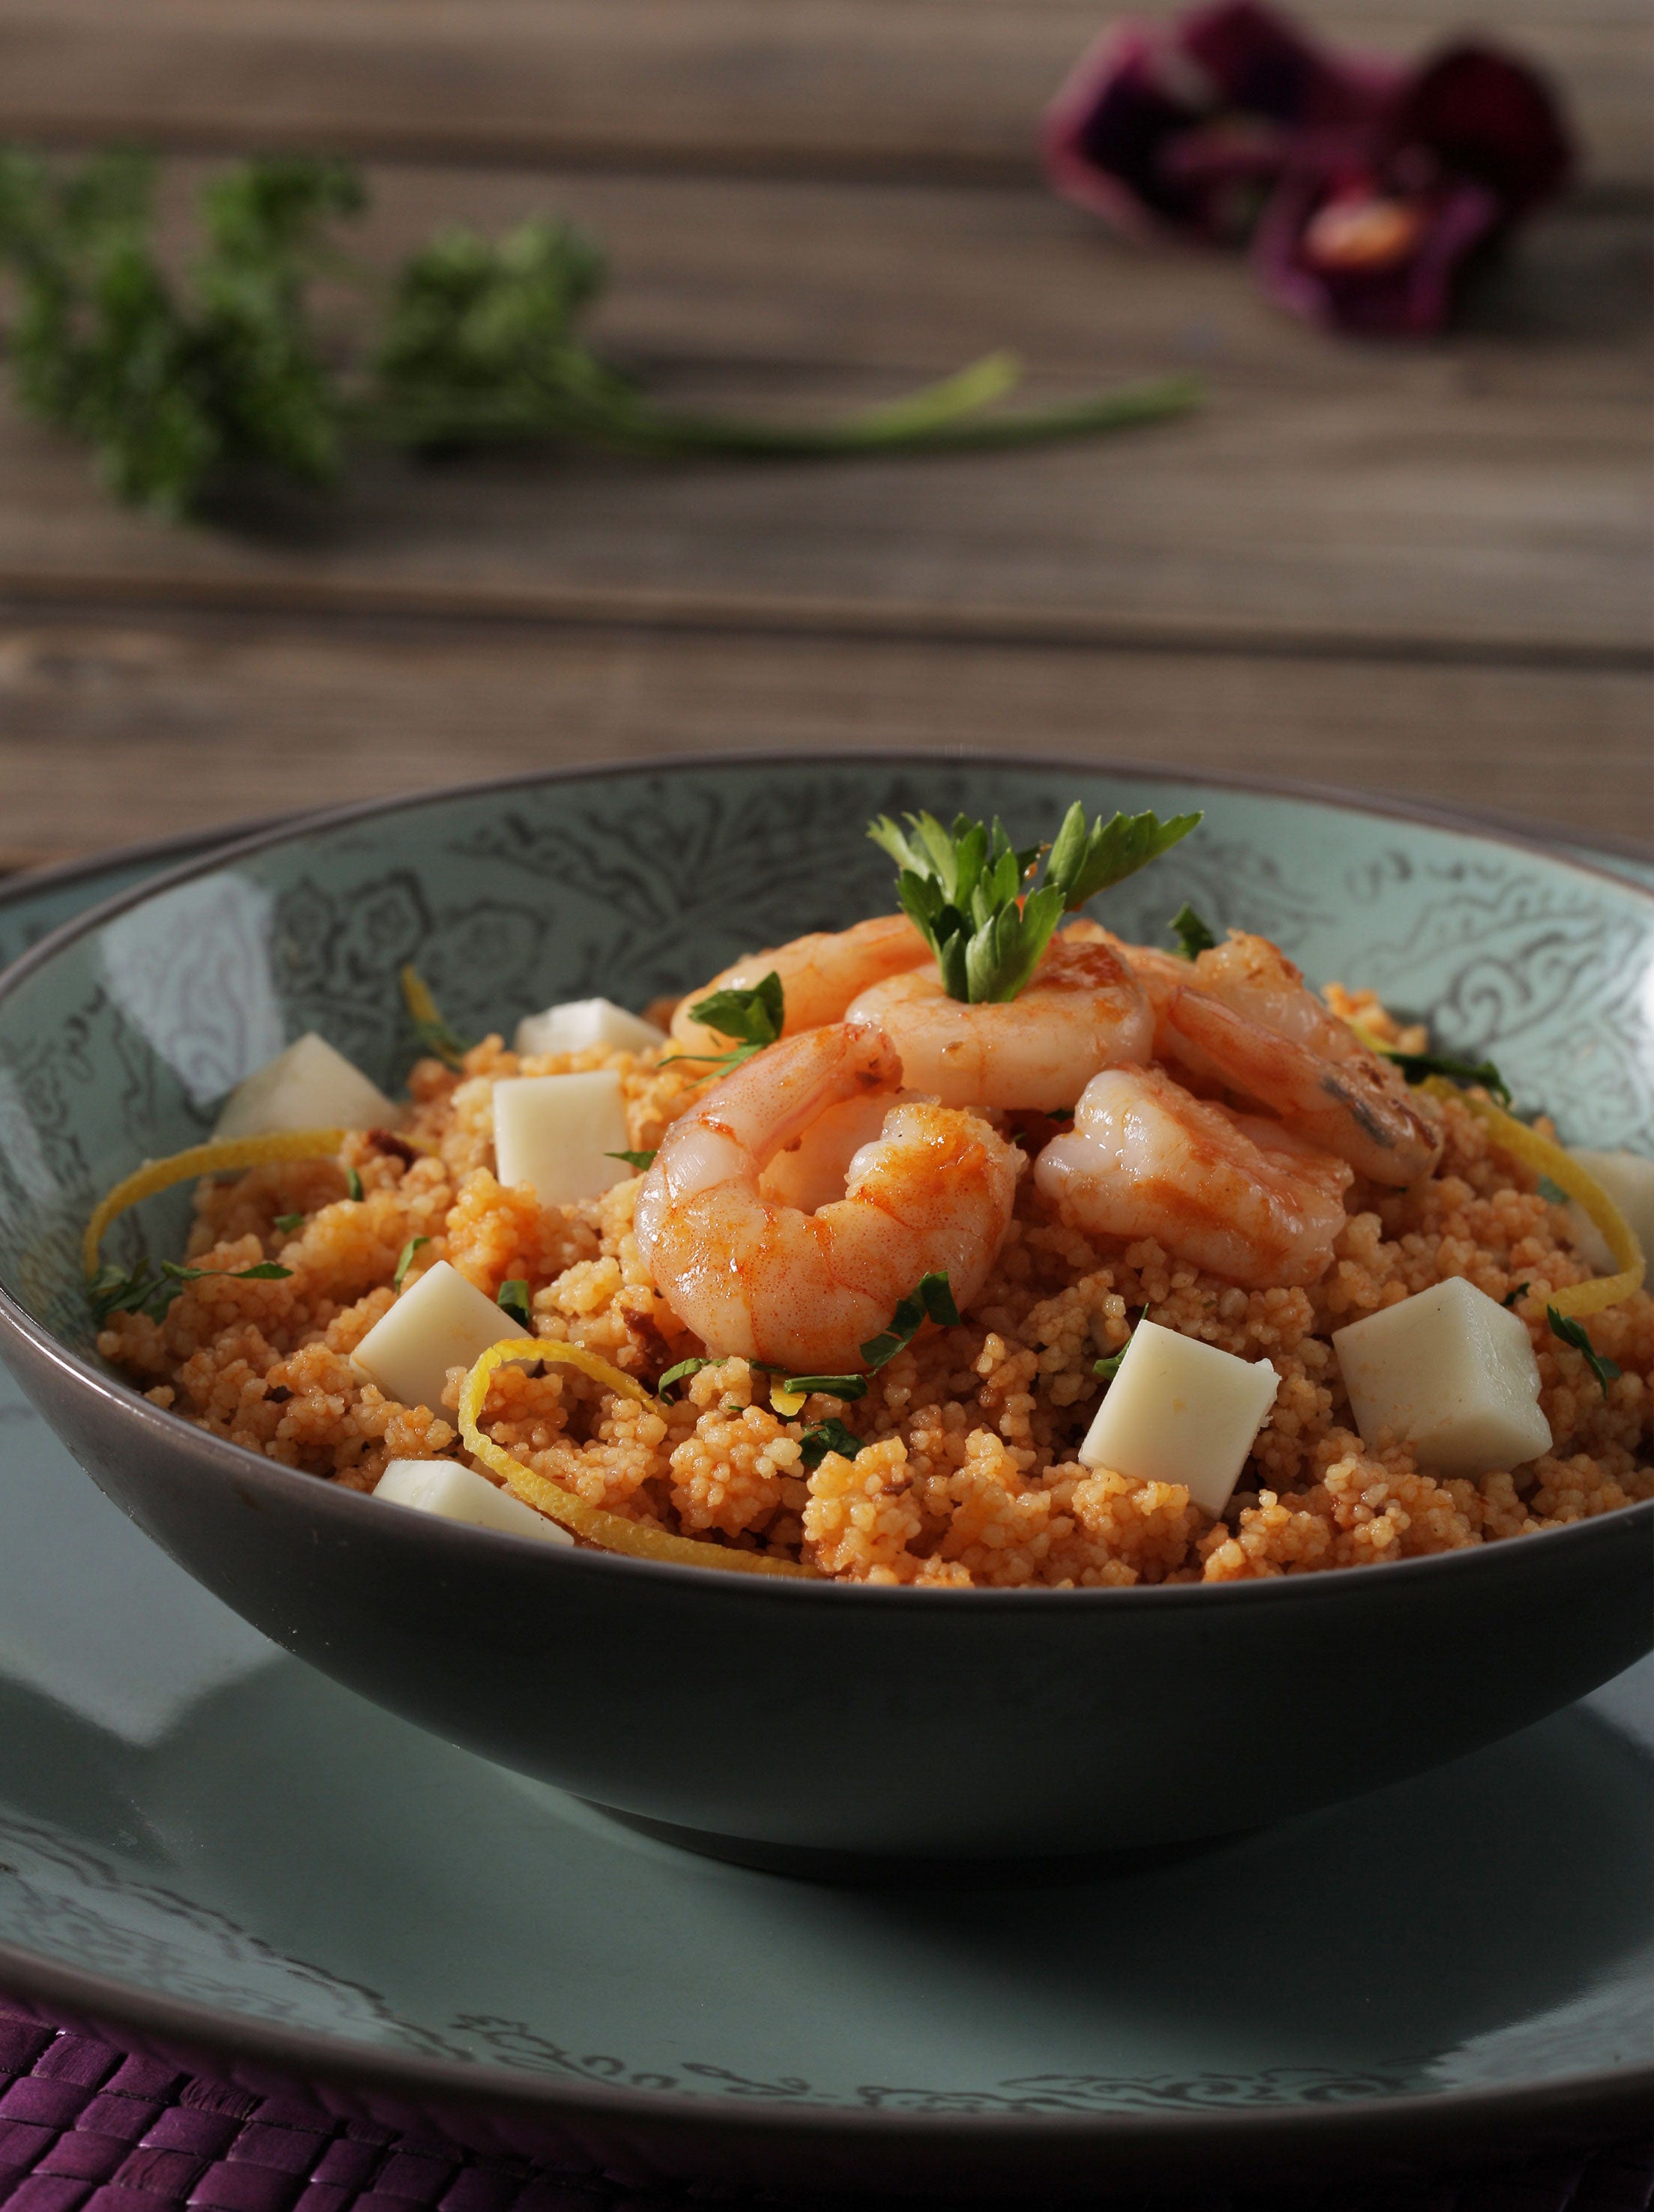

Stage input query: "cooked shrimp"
[
  {"left": 1098, "top": 928, "right": 1441, "bottom": 1187},
  {"left": 634, "top": 1022, "right": 1021, "bottom": 1371},
  {"left": 1035, "top": 1064, "right": 1353, "bottom": 1289},
  {"left": 843, "top": 929, "right": 1153, "bottom": 1112},
  {"left": 758, "top": 1091, "right": 904, "bottom": 1213},
  {"left": 670, "top": 915, "right": 930, "bottom": 1055}
]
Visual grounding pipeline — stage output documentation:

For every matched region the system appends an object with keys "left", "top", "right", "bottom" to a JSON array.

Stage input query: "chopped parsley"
[
  {"left": 1093, "top": 1305, "right": 1147, "bottom": 1383},
  {"left": 658, "top": 1355, "right": 715, "bottom": 1398},
  {"left": 393, "top": 1235, "right": 430, "bottom": 1290},
  {"left": 1168, "top": 902, "right": 1217, "bottom": 959},
  {"left": 1384, "top": 1048, "right": 1512, "bottom": 1106},
  {"left": 798, "top": 1417, "right": 864, "bottom": 1470},
  {"left": 399, "top": 963, "right": 473, "bottom": 1071},
  {"left": 496, "top": 1278, "right": 533, "bottom": 1331},
  {"left": 273, "top": 1212, "right": 306, "bottom": 1233},
  {"left": 90, "top": 1257, "right": 292, "bottom": 1324},
  {"left": 1501, "top": 1282, "right": 1530, "bottom": 1309},
  {"left": 661, "top": 972, "right": 784, "bottom": 1076},
  {"left": 345, "top": 1166, "right": 363, "bottom": 1202},
  {"left": 869, "top": 802, "right": 1201, "bottom": 1005},
  {"left": 605, "top": 1149, "right": 657, "bottom": 1172},
  {"left": 1547, "top": 1307, "right": 1620, "bottom": 1397},
  {"left": 778, "top": 1270, "right": 960, "bottom": 1399}
]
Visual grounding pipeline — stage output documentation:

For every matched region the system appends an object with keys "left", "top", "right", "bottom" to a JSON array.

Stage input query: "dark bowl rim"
[{"left": 0, "top": 747, "right": 1650, "bottom": 1619}]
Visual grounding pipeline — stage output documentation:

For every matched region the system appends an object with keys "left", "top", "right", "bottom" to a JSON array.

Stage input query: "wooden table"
[{"left": 0, "top": 0, "right": 1648, "bottom": 873}]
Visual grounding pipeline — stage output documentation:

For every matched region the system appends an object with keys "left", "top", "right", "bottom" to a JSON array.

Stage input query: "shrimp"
[
  {"left": 1035, "top": 1064, "right": 1353, "bottom": 1289},
  {"left": 670, "top": 915, "right": 930, "bottom": 1055},
  {"left": 843, "top": 929, "right": 1153, "bottom": 1112},
  {"left": 634, "top": 1022, "right": 1022, "bottom": 1372},
  {"left": 1099, "top": 928, "right": 1441, "bottom": 1187}
]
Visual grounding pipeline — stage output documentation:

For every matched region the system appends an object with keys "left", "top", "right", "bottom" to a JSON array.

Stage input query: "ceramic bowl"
[{"left": 0, "top": 755, "right": 1650, "bottom": 1870}]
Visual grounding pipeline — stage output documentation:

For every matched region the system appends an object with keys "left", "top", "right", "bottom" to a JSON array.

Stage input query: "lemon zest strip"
[
  {"left": 458, "top": 1338, "right": 818, "bottom": 1577},
  {"left": 84, "top": 1129, "right": 350, "bottom": 1279},
  {"left": 1423, "top": 1078, "right": 1644, "bottom": 1318}
]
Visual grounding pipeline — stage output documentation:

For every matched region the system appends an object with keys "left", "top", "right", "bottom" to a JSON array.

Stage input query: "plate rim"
[
  {"left": 1, "top": 1925, "right": 1653, "bottom": 2180},
  {"left": 1, "top": 763, "right": 1652, "bottom": 2177}
]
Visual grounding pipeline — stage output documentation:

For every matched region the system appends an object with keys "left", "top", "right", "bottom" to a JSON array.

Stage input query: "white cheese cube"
[
  {"left": 1333, "top": 1277, "right": 1551, "bottom": 1477},
  {"left": 493, "top": 1070, "right": 631, "bottom": 1206},
  {"left": 1077, "top": 1320, "right": 1279, "bottom": 1518},
  {"left": 1562, "top": 1149, "right": 1654, "bottom": 1276},
  {"left": 213, "top": 1031, "right": 396, "bottom": 1139},
  {"left": 375, "top": 1458, "right": 573, "bottom": 1548},
  {"left": 351, "top": 1259, "right": 520, "bottom": 1413},
  {"left": 515, "top": 997, "right": 666, "bottom": 1057}
]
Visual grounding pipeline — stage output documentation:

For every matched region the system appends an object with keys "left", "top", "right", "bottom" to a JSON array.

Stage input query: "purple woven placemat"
[{"left": 1, "top": 2002, "right": 1650, "bottom": 2212}]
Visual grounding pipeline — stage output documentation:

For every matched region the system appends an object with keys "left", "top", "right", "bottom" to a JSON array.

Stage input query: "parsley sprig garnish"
[
  {"left": 0, "top": 148, "right": 1202, "bottom": 519},
  {"left": 1547, "top": 1308, "right": 1620, "bottom": 1398},
  {"left": 869, "top": 803, "right": 1202, "bottom": 1005},
  {"left": 662, "top": 972, "right": 784, "bottom": 1076},
  {"left": 400, "top": 964, "right": 473, "bottom": 1072},
  {"left": 90, "top": 1257, "right": 292, "bottom": 1323}
]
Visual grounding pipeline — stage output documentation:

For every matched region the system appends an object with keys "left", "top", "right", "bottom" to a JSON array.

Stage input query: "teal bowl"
[{"left": 0, "top": 756, "right": 1650, "bottom": 1869}]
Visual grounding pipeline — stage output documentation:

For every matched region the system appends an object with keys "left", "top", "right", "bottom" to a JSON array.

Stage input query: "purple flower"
[
  {"left": 1043, "top": 2, "right": 1392, "bottom": 246},
  {"left": 1043, "top": 5, "right": 1573, "bottom": 332}
]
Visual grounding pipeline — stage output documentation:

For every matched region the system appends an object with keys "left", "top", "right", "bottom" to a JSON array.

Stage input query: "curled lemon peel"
[
  {"left": 1423, "top": 1077, "right": 1645, "bottom": 1318},
  {"left": 84, "top": 1129, "right": 350, "bottom": 1279},
  {"left": 458, "top": 1337, "right": 819, "bottom": 1577}
]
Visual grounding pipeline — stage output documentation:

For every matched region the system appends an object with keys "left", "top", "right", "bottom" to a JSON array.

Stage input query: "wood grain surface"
[
  {"left": 1, "top": 605, "right": 1645, "bottom": 875},
  {"left": 0, "top": 0, "right": 1647, "bottom": 190},
  {"left": 0, "top": 1, "right": 1647, "bottom": 867}
]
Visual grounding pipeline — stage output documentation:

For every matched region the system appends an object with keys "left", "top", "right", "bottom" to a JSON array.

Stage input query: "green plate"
[{"left": 0, "top": 811, "right": 1650, "bottom": 2198}]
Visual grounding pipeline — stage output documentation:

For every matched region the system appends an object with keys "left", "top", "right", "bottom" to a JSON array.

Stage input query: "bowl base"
[{"left": 590, "top": 1805, "right": 1249, "bottom": 1885}]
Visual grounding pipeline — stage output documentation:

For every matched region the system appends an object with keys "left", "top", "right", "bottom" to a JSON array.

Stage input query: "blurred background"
[{"left": 0, "top": 0, "right": 1647, "bottom": 874}]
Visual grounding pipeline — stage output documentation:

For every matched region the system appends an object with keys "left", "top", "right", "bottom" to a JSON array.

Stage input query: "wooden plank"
[
  {"left": 0, "top": 608, "right": 1647, "bottom": 872},
  {"left": 0, "top": 168, "right": 1644, "bottom": 661},
  {"left": 0, "top": 0, "right": 1645, "bottom": 191}
]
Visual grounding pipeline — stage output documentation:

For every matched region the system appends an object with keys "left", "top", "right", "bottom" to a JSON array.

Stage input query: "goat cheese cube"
[
  {"left": 351, "top": 1259, "right": 520, "bottom": 1413},
  {"left": 213, "top": 1031, "right": 395, "bottom": 1139},
  {"left": 1562, "top": 1149, "right": 1654, "bottom": 1276},
  {"left": 515, "top": 997, "right": 666, "bottom": 1057},
  {"left": 375, "top": 1458, "right": 573, "bottom": 1547},
  {"left": 493, "top": 1070, "right": 631, "bottom": 1206},
  {"left": 1077, "top": 1320, "right": 1279, "bottom": 1518},
  {"left": 1333, "top": 1277, "right": 1551, "bottom": 1477}
]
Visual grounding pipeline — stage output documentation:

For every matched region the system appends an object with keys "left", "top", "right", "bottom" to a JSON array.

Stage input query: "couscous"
[{"left": 90, "top": 804, "right": 1654, "bottom": 1587}]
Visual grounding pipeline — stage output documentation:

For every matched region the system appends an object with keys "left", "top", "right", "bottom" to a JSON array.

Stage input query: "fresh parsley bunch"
[
  {"left": 0, "top": 148, "right": 1202, "bottom": 519},
  {"left": 869, "top": 802, "right": 1202, "bottom": 1005},
  {"left": 0, "top": 150, "right": 359, "bottom": 516}
]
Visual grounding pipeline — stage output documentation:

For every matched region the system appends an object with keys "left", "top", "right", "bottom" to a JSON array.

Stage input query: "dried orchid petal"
[{"left": 1043, "top": 3, "right": 1573, "bottom": 335}]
